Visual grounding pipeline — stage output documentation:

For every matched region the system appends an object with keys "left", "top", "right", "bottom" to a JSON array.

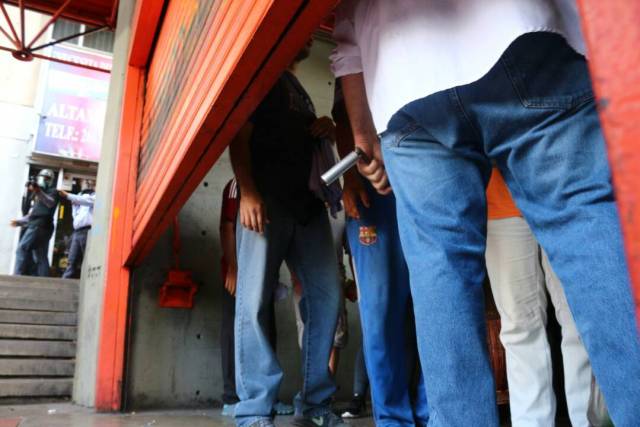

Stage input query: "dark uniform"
[{"left": 14, "top": 186, "right": 59, "bottom": 277}]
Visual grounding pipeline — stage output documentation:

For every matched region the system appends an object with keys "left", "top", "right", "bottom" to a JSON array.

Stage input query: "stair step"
[
  {"left": 0, "top": 310, "right": 76, "bottom": 326},
  {"left": 0, "top": 275, "right": 79, "bottom": 289},
  {"left": 0, "top": 297, "right": 77, "bottom": 312},
  {"left": 0, "top": 340, "right": 75, "bottom": 358},
  {"left": 0, "top": 378, "right": 72, "bottom": 397},
  {"left": 0, "top": 286, "right": 78, "bottom": 303},
  {"left": 0, "top": 324, "right": 76, "bottom": 340},
  {"left": 0, "top": 359, "right": 75, "bottom": 376}
]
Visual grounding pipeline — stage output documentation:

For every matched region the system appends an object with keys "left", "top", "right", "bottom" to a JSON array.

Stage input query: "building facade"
[{"left": 0, "top": 5, "right": 113, "bottom": 276}]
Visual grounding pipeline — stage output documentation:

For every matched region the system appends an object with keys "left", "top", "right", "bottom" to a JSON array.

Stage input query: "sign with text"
[{"left": 35, "top": 45, "right": 112, "bottom": 162}]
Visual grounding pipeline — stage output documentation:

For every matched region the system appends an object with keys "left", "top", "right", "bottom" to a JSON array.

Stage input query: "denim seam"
[
  {"left": 235, "top": 229, "right": 249, "bottom": 406},
  {"left": 290, "top": 231, "right": 313, "bottom": 407},
  {"left": 448, "top": 88, "right": 483, "bottom": 142},
  {"left": 380, "top": 121, "right": 421, "bottom": 148}
]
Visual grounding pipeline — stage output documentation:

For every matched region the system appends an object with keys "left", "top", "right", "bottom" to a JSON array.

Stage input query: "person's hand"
[
  {"left": 225, "top": 266, "right": 237, "bottom": 296},
  {"left": 239, "top": 188, "right": 268, "bottom": 234},
  {"left": 310, "top": 116, "right": 336, "bottom": 140},
  {"left": 58, "top": 190, "right": 69, "bottom": 198},
  {"left": 9, "top": 220, "right": 19, "bottom": 227},
  {"left": 32, "top": 185, "right": 41, "bottom": 194},
  {"left": 355, "top": 133, "right": 391, "bottom": 195},
  {"left": 342, "top": 171, "right": 370, "bottom": 220}
]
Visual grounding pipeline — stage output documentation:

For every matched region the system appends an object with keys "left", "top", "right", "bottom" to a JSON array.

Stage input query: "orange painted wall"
[{"left": 577, "top": 0, "right": 640, "bottom": 323}]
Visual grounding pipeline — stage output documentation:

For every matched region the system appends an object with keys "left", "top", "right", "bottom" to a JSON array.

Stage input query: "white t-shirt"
[{"left": 330, "top": 0, "right": 586, "bottom": 133}]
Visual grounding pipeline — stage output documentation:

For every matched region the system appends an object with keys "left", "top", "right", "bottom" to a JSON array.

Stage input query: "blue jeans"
[
  {"left": 352, "top": 345, "right": 369, "bottom": 397},
  {"left": 346, "top": 182, "right": 428, "bottom": 427},
  {"left": 62, "top": 228, "right": 89, "bottom": 279},
  {"left": 14, "top": 225, "right": 52, "bottom": 277},
  {"left": 380, "top": 32, "right": 640, "bottom": 427},
  {"left": 234, "top": 197, "right": 341, "bottom": 426}
]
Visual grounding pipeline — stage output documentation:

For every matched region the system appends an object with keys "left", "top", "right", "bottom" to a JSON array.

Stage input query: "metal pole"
[
  {"left": 0, "top": 2, "right": 20, "bottom": 46},
  {"left": 26, "top": 0, "right": 72, "bottom": 49},
  {"left": 31, "top": 25, "right": 107, "bottom": 52}
]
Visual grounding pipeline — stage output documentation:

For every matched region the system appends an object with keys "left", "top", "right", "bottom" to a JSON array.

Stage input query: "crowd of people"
[
  {"left": 9, "top": 170, "right": 95, "bottom": 279},
  {"left": 219, "top": 1, "right": 640, "bottom": 427}
]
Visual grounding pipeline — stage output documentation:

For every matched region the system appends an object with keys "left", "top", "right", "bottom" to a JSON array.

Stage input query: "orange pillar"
[
  {"left": 577, "top": 0, "right": 640, "bottom": 324},
  {"left": 94, "top": 0, "right": 162, "bottom": 410}
]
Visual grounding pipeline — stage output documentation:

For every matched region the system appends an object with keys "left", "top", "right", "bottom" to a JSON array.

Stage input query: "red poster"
[{"left": 35, "top": 45, "right": 112, "bottom": 162}]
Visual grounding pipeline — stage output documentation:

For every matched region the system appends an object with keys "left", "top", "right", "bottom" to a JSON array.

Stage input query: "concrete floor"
[
  {"left": 0, "top": 402, "right": 574, "bottom": 426},
  {"left": 0, "top": 403, "right": 375, "bottom": 427}
]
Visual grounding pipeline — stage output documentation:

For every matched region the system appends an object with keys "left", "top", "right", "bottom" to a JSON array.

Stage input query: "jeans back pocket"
[{"left": 501, "top": 32, "right": 594, "bottom": 110}]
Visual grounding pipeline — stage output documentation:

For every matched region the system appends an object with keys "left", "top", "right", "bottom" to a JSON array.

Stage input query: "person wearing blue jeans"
[
  {"left": 334, "top": 78, "right": 429, "bottom": 426},
  {"left": 230, "top": 40, "right": 345, "bottom": 427},
  {"left": 341, "top": 345, "right": 369, "bottom": 418},
  {"left": 333, "top": 2, "right": 640, "bottom": 426},
  {"left": 345, "top": 181, "right": 429, "bottom": 427}
]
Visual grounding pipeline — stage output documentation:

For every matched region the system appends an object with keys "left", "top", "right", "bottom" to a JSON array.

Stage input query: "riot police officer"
[{"left": 10, "top": 169, "right": 59, "bottom": 277}]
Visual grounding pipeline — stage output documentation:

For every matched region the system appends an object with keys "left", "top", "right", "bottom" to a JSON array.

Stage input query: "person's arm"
[
  {"left": 61, "top": 191, "right": 96, "bottom": 207},
  {"left": 331, "top": 1, "right": 390, "bottom": 195},
  {"left": 341, "top": 73, "right": 391, "bottom": 195},
  {"left": 333, "top": 79, "right": 370, "bottom": 219},
  {"left": 10, "top": 215, "right": 29, "bottom": 227},
  {"left": 35, "top": 187, "right": 58, "bottom": 208},
  {"left": 330, "top": 0, "right": 363, "bottom": 79},
  {"left": 229, "top": 122, "right": 268, "bottom": 234},
  {"left": 220, "top": 219, "right": 237, "bottom": 295}
]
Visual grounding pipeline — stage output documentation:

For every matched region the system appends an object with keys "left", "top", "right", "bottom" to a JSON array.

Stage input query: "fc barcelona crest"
[{"left": 359, "top": 226, "right": 378, "bottom": 246}]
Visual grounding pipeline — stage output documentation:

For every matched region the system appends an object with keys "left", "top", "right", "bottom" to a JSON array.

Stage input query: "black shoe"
[
  {"left": 341, "top": 395, "right": 365, "bottom": 419},
  {"left": 293, "top": 410, "right": 348, "bottom": 427}
]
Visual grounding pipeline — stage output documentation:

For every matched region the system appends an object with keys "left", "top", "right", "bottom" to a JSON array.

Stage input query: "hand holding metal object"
[{"left": 321, "top": 148, "right": 370, "bottom": 186}]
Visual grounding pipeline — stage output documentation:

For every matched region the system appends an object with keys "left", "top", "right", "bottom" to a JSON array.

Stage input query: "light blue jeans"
[
  {"left": 380, "top": 32, "right": 640, "bottom": 426},
  {"left": 234, "top": 197, "right": 341, "bottom": 427}
]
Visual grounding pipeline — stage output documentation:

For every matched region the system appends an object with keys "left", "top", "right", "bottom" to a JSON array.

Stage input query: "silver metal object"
[{"left": 321, "top": 148, "right": 366, "bottom": 186}]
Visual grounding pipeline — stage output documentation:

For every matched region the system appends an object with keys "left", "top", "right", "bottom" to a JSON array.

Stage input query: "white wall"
[
  {"left": 0, "top": 7, "right": 50, "bottom": 274},
  {"left": 0, "top": 103, "right": 39, "bottom": 274}
]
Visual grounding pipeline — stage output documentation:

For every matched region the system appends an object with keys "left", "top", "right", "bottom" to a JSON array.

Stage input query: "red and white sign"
[{"left": 35, "top": 45, "right": 112, "bottom": 162}]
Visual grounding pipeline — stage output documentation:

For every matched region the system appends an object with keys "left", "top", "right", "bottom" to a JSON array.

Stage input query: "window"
[
  {"left": 51, "top": 19, "right": 80, "bottom": 45},
  {"left": 83, "top": 27, "right": 114, "bottom": 52},
  {"left": 51, "top": 19, "right": 114, "bottom": 53}
]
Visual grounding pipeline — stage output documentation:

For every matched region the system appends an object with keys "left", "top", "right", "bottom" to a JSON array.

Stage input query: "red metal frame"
[
  {"left": 577, "top": 0, "right": 640, "bottom": 323},
  {"left": 3, "top": 0, "right": 118, "bottom": 27},
  {"left": 25, "top": 0, "right": 70, "bottom": 48},
  {"left": 0, "top": 44, "right": 110, "bottom": 72},
  {"left": 0, "top": 0, "right": 116, "bottom": 71},
  {"left": 0, "top": 2, "right": 20, "bottom": 47}
]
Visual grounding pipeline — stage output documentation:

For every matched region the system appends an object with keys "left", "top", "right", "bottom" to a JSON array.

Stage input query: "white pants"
[{"left": 486, "top": 217, "right": 592, "bottom": 427}]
